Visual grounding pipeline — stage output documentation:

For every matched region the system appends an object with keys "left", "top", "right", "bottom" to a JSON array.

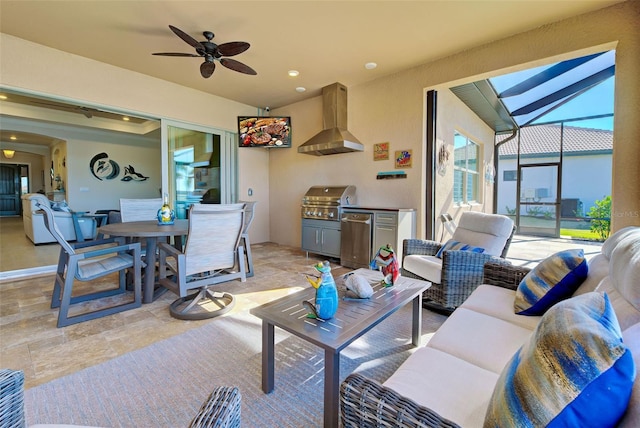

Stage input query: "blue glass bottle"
[{"left": 314, "top": 261, "right": 339, "bottom": 320}]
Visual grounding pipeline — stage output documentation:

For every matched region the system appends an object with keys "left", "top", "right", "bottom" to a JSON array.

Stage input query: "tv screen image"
[{"left": 238, "top": 116, "right": 291, "bottom": 148}]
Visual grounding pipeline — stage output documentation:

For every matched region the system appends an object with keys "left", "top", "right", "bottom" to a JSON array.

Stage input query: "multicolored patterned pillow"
[
  {"left": 485, "top": 292, "right": 635, "bottom": 428},
  {"left": 514, "top": 248, "right": 588, "bottom": 315},
  {"left": 435, "top": 239, "right": 485, "bottom": 259}
]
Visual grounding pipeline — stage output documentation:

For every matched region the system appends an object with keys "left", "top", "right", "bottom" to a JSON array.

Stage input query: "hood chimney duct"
[{"left": 298, "top": 83, "right": 364, "bottom": 156}]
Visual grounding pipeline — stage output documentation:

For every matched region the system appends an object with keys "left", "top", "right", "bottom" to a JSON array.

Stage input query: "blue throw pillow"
[
  {"left": 514, "top": 248, "right": 588, "bottom": 315},
  {"left": 435, "top": 239, "right": 485, "bottom": 259},
  {"left": 485, "top": 292, "right": 635, "bottom": 428}
]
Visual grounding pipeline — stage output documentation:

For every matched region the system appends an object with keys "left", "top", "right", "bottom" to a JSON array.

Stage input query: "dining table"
[{"left": 98, "top": 219, "right": 189, "bottom": 303}]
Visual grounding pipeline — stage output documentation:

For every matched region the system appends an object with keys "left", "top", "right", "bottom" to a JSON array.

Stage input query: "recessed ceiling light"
[
  {"left": 10, "top": 136, "right": 17, "bottom": 140},
  {"left": 295, "top": 87, "right": 306, "bottom": 93},
  {"left": 122, "top": 116, "right": 130, "bottom": 121},
  {"left": 0, "top": 95, "right": 7, "bottom": 100},
  {"left": 365, "top": 62, "right": 378, "bottom": 70},
  {"left": 288, "top": 70, "right": 299, "bottom": 77}
]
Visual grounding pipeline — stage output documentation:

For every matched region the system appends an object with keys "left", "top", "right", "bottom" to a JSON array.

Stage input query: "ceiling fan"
[{"left": 152, "top": 25, "right": 257, "bottom": 78}]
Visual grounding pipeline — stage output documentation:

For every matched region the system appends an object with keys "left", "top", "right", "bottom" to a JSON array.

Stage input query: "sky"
[{"left": 488, "top": 50, "right": 615, "bottom": 131}]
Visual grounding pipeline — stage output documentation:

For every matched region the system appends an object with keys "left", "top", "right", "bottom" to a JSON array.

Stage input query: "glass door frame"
[
  {"left": 516, "top": 161, "right": 562, "bottom": 237},
  {"left": 161, "top": 119, "right": 238, "bottom": 209}
]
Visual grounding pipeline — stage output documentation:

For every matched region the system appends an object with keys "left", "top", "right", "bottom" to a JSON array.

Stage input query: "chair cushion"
[
  {"left": 403, "top": 254, "right": 442, "bottom": 283},
  {"left": 77, "top": 254, "right": 134, "bottom": 280},
  {"left": 435, "top": 239, "right": 485, "bottom": 259},
  {"left": 484, "top": 292, "right": 635, "bottom": 428},
  {"left": 452, "top": 212, "right": 513, "bottom": 256},
  {"left": 514, "top": 248, "right": 588, "bottom": 316}
]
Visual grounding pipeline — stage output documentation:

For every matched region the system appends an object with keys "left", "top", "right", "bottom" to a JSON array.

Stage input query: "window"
[
  {"left": 453, "top": 131, "right": 480, "bottom": 204},
  {"left": 503, "top": 170, "right": 517, "bottom": 181}
]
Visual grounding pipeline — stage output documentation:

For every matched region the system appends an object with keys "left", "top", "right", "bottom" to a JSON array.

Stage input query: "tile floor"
[{"left": 0, "top": 215, "right": 602, "bottom": 390}]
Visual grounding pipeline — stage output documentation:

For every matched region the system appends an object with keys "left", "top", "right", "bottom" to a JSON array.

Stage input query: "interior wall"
[
  {"left": 433, "top": 88, "right": 496, "bottom": 242},
  {"left": 66, "top": 138, "right": 161, "bottom": 213}
]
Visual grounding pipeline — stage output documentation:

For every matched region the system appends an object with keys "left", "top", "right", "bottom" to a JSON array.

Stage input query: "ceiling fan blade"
[
  {"left": 152, "top": 52, "right": 202, "bottom": 57},
  {"left": 217, "top": 42, "right": 250, "bottom": 57},
  {"left": 168, "top": 25, "right": 205, "bottom": 53},
  {"left": 78, "top": 107, "right": 93, "bottom": 118},
  {"left": 220, "top": 58, "right": 257, "bottom": 75},
  {"left": 200, "top": 61, "right": 216, "bottom": 78}
]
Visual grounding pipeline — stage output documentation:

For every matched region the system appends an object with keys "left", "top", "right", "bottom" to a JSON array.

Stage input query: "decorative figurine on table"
[
  {"left": 370, "top": 243, "right": 400, "bottom": 286},
  {"left": 302, "top": 261, "right": 339, "bottom": 320},
  {"left": 157, "top": 194, "right": 176, "bottom": 225}
]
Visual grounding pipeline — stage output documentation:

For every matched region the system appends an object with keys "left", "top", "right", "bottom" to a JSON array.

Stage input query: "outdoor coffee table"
[{"left": 250, "top": 268, "right": 430, "bottom": 428}]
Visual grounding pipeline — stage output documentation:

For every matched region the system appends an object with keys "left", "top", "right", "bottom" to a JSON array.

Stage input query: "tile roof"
[{"left": 497, "top": 124, "right": 612, "bottom": 156}]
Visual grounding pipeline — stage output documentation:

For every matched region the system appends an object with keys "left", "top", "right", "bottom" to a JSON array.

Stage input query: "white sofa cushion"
[
  {"left": 599, "top": 277, "right": 640, "bottom": 331},
  {"left": 403, "top": 254, "right": 442, "bottom": 283},
  {"left": 426, "top": 307, "right": 533, "bottom": 374},
  {"left": 452, "top": 212, "right": 513, "bottom": 256},
  {"left": 574, "top": 253, "right": 610, "bottom": 296},
  {"left": 383, "top": 346, "right": 498, "bottom": 428},
  {"left": 461, "top": 284, "right": 540, "bottom": 331},
  {"left": 610, "top": 234, "right": 640, "bottom": 311},
  {"left": 602, "top": 226, "right": 640, "bottom": 260},
  {"left": 620, "top": 322, "right": 640, "bottom": 428}
]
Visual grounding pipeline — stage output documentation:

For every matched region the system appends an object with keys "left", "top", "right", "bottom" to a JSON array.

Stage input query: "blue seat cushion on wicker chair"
[
  {"left": 435, "top": 239, "right": 485, "bottom": 259},
  {"left": 514, "top": 248, "right": 588, "bottom": 316},
  {"left": 484, "top": 292, "right": 635, "bottom": 428}
]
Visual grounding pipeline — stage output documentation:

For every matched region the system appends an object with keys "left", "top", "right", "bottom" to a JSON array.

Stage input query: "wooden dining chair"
[
  {"left": 36, "top": 201, "right": 142, "bottom": 327},
  {"left": 157, "top": 204, "right": 246, "bottom": 320}
]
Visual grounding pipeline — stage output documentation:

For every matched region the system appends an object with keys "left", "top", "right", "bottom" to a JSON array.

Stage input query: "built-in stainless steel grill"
[{"left": 301, "top": 185, "right": 357, "bottom": 221}]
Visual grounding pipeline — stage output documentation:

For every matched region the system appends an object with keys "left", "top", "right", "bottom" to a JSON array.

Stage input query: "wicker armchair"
[
  {"left": 401, "top": 212, "right": 515, "bottom": 312},
  {"left": 0, "top": 369, "right": 24, "bottom": 428},
  {"left": 189, "top": 386, "right": 242, "bottom": 428}
]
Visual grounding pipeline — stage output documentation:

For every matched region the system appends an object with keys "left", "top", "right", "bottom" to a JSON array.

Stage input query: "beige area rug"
[{"left": 25, "top": 296, "right": 447, "bottom": 427}]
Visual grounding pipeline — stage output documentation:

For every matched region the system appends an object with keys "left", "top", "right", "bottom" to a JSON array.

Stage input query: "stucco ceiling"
[{"left": 0, "top": 0, "right": 624, "bottom": 110}]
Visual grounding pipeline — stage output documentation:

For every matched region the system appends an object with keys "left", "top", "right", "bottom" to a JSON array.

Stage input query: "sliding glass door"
[{"left": 163, "top": 121, "right": 238, "bottom": 219}]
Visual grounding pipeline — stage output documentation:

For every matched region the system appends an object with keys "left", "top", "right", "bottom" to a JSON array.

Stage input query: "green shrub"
[{"left": 588, "top": 196, "right": 611, "bottom": 241}]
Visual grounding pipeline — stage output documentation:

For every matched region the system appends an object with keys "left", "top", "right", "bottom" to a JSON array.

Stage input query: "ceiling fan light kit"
[{"left": 153, "top": 25, "right": 257, "bottom": 78}]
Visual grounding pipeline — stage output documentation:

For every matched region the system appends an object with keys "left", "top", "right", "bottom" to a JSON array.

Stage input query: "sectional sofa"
[
  {"left": 341, "top": 226, "right": 640, "bottom": 427},
  {"left": 21, "top": 193, "right": 96, "bottom": 244}
]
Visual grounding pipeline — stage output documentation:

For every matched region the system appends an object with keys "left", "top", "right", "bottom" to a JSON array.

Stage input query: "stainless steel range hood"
[{"left": 298, "top": 83, "right": 364, "bottom": 156}]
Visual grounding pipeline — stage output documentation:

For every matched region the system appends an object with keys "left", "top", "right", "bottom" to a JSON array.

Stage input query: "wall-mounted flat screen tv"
[{"left": 238, "top": 116, "right": 291, "bottom": 148}]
